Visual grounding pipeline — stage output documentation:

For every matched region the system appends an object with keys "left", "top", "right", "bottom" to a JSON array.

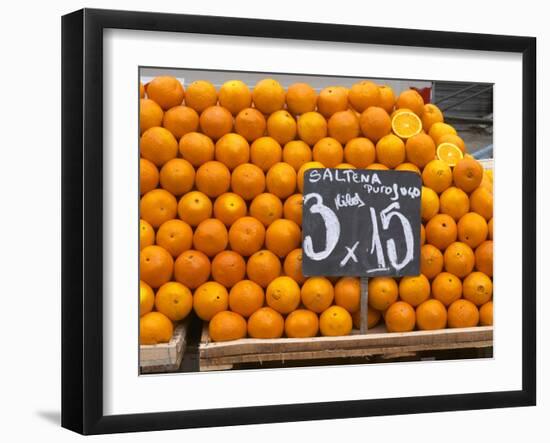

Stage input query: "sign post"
[{"left": 302, "top": 168, "right": 422, "bottom": 333}]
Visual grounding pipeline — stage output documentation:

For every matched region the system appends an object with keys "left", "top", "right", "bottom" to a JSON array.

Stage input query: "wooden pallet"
[
  {"left": 140, "top": 319, "right": 189, "bottom": 374},
  {"left": 199, "top": 324, "right": 493, "bottom": 371}
]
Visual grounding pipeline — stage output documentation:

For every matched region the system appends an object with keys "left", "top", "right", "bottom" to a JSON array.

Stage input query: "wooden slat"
[
  {"left": 199, "top": 324, "right": 493, "bottom": 360},
  {"left": 140, "top": 319, "right": 188, "bottom": 371}
]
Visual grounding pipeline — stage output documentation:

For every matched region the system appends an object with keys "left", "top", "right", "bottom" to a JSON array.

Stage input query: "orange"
[
  {"left": 391, "top": 111, "right": 422, "bottom": 139},
  {"left": 218, "top": 80, "right": 251, "bottom": 115},
  {"left": 312, "top": 138, "right": 345, "bottom": 168},
  {"left": 438, "top": 133, "right": 467, "bottom": 153},
  {"left": 266, "top": 276, "right": 301, "bottom": 314},
  {"left": 470, "top": 187, "right": 493, "bottom": 221},
  {"left": 301, "top": 277, "right": 334, "bottom": 313},
  {"left": 184, "top": 80, "right": 217, "bottom": 113},
  {"left": 234, "top": 108, "right": 266, "bottom": 142},
  {"left": 159, "top": 158, "right": 195, "bottom": 196},
  {"left": 376, "top": 134, "right": 405, "bottom": 168},
  {"left": 146, "top": 76, "right": 184, "bottom": 110},
  {"left": 140, "top": 81, "right": 145, "bottom": 98},
  {"left": 334, "top": 277, "right": 360, "bottom": 313},
  {"left": 209, "top": 311, "right": 247, "bottom": 342},
  {"left": 444, "top": 241, "right": 475, "bottom": 278},
  {"left": 360, "top": 106, "right": 392, "bottom": 142},
  {"left": 463, "top": 271, "right": 493, "bottom": 306},
  {"left": 431, "top": 272, "right": 462, "bottom": 307},
  {"left": 297, "top": 112, "right": 328, "bottom": 146},
  {"left": 140, "top": 219, "right": 155, "bottom": 250},
  {"left": 317, "top": 86, "right": 348, "bottom": 118},
  {"left": 246, "top": 249, "right": 281, "bottom": 288},
  {"left": 249, "top": 193, "right": 283, "bottom": 226},
  {"left": 174, "top": 249, "right": 211, "bottom": 289},
  {"left": 368, "top": 277, "right": 398, "bottom": 311},
  {"left": 447, "top": 299, "right": 479, "bottom": 328},
  {"left": 177, "top": 190, "right": 212, "bottom": 227},
  {"left": 228, "top": 216, "right": 266, "bottom": 256},
  {"left": 285, "top": 310, "right": 319, "bottom": 338},
  {"left": 178, "top": 132, "right": 215, "bottom": 167},
  {"left": 266, "top": 162, "right": 297, "bottom": 198},
  {"left": 453, "top": 157, "right": 483, "bottom": 193},
  {"left": 348, "top": 80, "right": 380, "bottom": 112},
  {"left": 478, "top": 171, "right": 493, "bottom": 194},
  {"left": 140, "top": 189, "right": 177, "bottom": 228},
  {"left": 437, "top": 142, "right": 463, "bottom": 167},
  {"left": 140, "top": 245, "right": 174, "bottom": 288},
  {"left": 421, "top": 186, "right": 439, "bottom": 222},
  {"left": 211, "top": 250, "right": 246, "bottom": 288},
  {"left": 352, "top": 306, "right": 381, "bottom": 329},
  {"left": 416, "top": 299, "right": 447, "bottom": 330},
  {"left": 140, "top": 126, "right": 178, "bottom": 167},
  {"left": 199, "top": 106, "right": 233, "bottom": 140},
  {"left": 140, "top": 312, "right": 174, "bottom": 345},
  {"left": 488, "top": 218, "right": 493, "bottom": 240},
  {"left": 385, "top": 301, "right": 416, "bottom": 332},
  {"left": 399, "top": 274, "right": 430, "bottom": 307},
  {"left": 319, "top": 306, "right": 352, "bottom": 336},
  {"left": 425, "top": 214, "right": 457, "bottom": 250},
  {"left": 344, "top": 137, "right": 376, "bottom": 168},
  {"left": 140, "top": 98, "right": 164, "bottom": 134},
  {"left": 422, "top": 159, "right": 453, "bottom": 193},
  {"left": 439, "top": 187, "right": 470, "bottom": 221},
  {"left": 192, "top": 218, "right": 228, "bottom": 257},
  {"left": 247, "top": 307, "right": 284, "bottom": 338},
  {"left": 250, "top": 136, "right": 282, "bottom": 172},
  {"left": 297, "top": 161, "right": 325, "bottom": 193},
  {"left": 229, "top": 280, "right": 265, "bottom": 318},
  {"left": 283, "top": 140, "right": 312, "bottom": 171},
  {"left": 396, "top": 89, "right": 424, "bottom": 116},
  {"left": 328, "top": 110, "right": 360, "bottom": 144},
  {"left": 231, "top": 163, "right": 266, "bottom": 200},
  {"left": 195, "top": 160, "right": 231, "bottom": 198},
  {"left": 405, "top": 133, "right": 436, "bottom": 168},
  {"left": 395, "top": 162, "right": 421, "bottom": 174},
  {"left": 420, "top": 224, "right": 426, "bottom": 246},
  {"left": 162, "top": 105, "right": 199, "bottom": 139},
  {"left": 267, "top": 110, "right": 297, "bottom": 145},
  {"left": 215, "top": 133, "right": 250, "bottom": 170},
  {"left": 252, "top": 78, "right": 286, "bottom": 114},
  {"left": 285, "top": 83, "right": 317, "bottom": 115},
  {"left": 156, "top": 219, "right": 193, "bottom": 258},
  {"left": 479, "top": 301, "right": 493, "bottom": 326},
  {"left": 475, "top": 240, "right": 493, "bottom": 277},
  {"left": 421, "top": 103, "right": 444, "bottom": 132},
  {"left": 139, "top": 280, "right": 155, "bottom": 317},
  {"left": 283, "top": 194, "right": 303, "bottom": 226},
  {"left": 378, "top": 85, "right": 396, "bottom": 113},
  {"left": 193, "top": 281, "right": 229, "bottom": 321},
  {"left": 265, "top": 219, "right": 301, "bottom": 258},
  {"left": 213, "top": 192, "right": 247, "bottom": 226},
  {"left": 155, "top": 281, "right": 193, "bottom": 321},
  {"left": 457, "top": 212, "right": 488, "bottom": 248},
  {"left": 140, "top": 158, "right": 159, "bottom": 195},
  {"left": 428, "top": 122, "right": 457, "bottom": 145},
  {"left": 336, "top": 163, "right": 356, "bottom": 169},
  {"left": 283, "top": 248, "right": 306, "bottom": 284},
  {"left": 420, "top": 244, "right": 444, "bottom": 279}
]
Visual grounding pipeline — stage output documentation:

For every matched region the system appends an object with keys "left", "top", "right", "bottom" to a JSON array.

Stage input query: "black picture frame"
[{"left": 61, "top": 8, "right": 537, "bottom": 435}]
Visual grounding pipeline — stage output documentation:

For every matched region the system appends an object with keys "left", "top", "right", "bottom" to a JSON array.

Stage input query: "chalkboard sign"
[{"left": 302, "top": 168, "right": 422, "bottom": 277}]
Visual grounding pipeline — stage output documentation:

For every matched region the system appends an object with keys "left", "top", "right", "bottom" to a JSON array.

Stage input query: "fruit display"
[{"left": 139, "top": 75, "right": 493, "bottom": 345}]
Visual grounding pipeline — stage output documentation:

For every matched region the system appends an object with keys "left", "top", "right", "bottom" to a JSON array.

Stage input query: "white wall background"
[{"left": 0, "top": 0, "right": 545, "bottom": 441}]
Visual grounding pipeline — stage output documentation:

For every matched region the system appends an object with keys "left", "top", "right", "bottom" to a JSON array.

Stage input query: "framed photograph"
[{"left": 62, "top": 8, "right": 536, "bottom": 435}]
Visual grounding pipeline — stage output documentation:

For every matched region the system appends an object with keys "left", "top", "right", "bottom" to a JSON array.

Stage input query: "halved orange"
[
  {"left": 391, "top": 111, "right": 422, "bottom": 139},
  {"left": 437, "top": 142, "right": 463, "bottom": 167}
]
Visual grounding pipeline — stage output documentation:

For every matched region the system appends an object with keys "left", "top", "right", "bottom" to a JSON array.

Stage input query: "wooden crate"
[
  {"left": 199, "top": 324, "right": 493, "bottom": 371},
  {"left": 140, "top": 320, "right": 189, "bottom": 374}
]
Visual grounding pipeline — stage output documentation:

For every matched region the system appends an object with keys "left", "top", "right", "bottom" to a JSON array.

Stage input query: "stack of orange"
[{"left": 139, "top": 76, "right": 493, "bottom": 344}]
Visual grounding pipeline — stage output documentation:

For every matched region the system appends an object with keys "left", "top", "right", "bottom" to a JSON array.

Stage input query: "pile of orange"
[{"left": 139, "top": 76, "right": 493, "bottom": 344}]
